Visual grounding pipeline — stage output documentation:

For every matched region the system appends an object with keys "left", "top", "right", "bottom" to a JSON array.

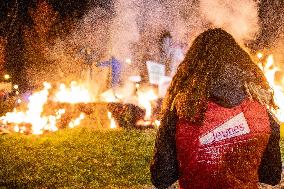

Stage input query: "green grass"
[
  {"left": 1, "top": 126, "right": 284, "bottom": 189},
  {"left": 0, "top": 127, "right": 156, "bottom": 189}
]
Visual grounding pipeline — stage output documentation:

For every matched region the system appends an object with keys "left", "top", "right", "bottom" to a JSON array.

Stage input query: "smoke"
[
  {"left": 259, "top": 1, "right": 284, "bottom": 70},
  {"left": 156, "top": 0, "right": 206, "bottom": 43},
  {"left": 107, "top": 0, "right": 260, "bottom": 67},
  {"left": 101, "top": 0, "right": 206, "bottom": 85},
  {"left": 40, "top": 0, "right": 262, "bottom": 94},
  {"left": 46, "top": 7, "right": 112, "bottom": 77},
  {"left": 110, "top": 0, "right": 140, "bottom": 61},
  {"left": 134, "top": 0, "right": 206, "bottom": 48},
  {"left": 199, "top": 0, "right": 260, "bottom": 42},
  {"left": 258, "top": 1, "right": 284, "bottom": 48},
  {"left": 43, "top": 7, "right": 112, "bottom": 99}
]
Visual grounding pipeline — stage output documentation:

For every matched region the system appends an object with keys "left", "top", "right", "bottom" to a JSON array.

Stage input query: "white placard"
[{"left": 146, "top": 61, "right": 165, "bottom": 85}]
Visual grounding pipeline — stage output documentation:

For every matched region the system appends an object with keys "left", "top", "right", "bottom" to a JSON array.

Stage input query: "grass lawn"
[
  {"left": 1, "top": 125, "right": 284, "bottom": 189},
  {"left": 0, "top": 127, "right": 156, "bottom": 189}
]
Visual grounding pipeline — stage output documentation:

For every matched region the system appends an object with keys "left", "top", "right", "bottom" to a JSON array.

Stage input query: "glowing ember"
[
  {"left": 54, "top": 81, "right": 92, "bottom": 103},
  {"left": 108, "top": 111, "right": 117, "bottom": 129},
  {"left": 4, "top": 74, "right": 10, "bottom": 80},
  {"left": 154, "top": 120, "right": 161, "bottom": 127},
  {"left": 257, "top": 52, "right": 263, "bottom": 59}
]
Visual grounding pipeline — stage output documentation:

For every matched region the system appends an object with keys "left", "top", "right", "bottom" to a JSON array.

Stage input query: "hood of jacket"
[{"left": 209, "top": 63, "right": 249, "bottom": 108}]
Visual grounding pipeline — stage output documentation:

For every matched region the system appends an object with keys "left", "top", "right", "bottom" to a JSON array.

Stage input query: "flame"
[
  {"left": 100, "top": 89, "right": 119, "bottom": 102},
  {"left": 0, "top": 82, "right": 64, "bottom": 134},
  {"left": 4, "top": 74, "right": 10, "bottom": 80},
  {"left": 136, "top": 119, "right": 151, "bottom": 126},
  {"left": 13, "top": 125, "right": 26, "bottom": 134},
  {"left": 257, "top": 52, "right": 263, "bottom": 59},
  {"left": 0, "top": 82, "right": 57, "bottom": 134},
  {"left": 108, "top": 111, "right": 117, "bottom": 129},
  {"left": 13, "top": 125, "right": 19, "bottom": 132},
  {"left": 256, "top": 52, "right": 264, "bottom": 69},
  {"left": 69, "top": 113, "right": 85, "bottom": 128},
  {"left": 27, "top": 82, "right": 51, "bottom": 134},
  {"left": 54, "top": 81, "right": 92, "bottom": 103},
  {"left": 0, "top": 79, "right": 162, "bottom": 134},
  {"left": 262, "top": 55, "right": 284, "bottom": 122},
  {"left": 137, "top": 89, "right": 158, "bottom": 120},
  {"left": 154, "top": 120, "right": 161, "bottom": 127}
]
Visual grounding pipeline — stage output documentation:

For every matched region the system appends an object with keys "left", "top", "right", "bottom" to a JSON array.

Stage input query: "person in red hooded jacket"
[{"left": 150, "top": 28, "right": 282, "bottom": 189}]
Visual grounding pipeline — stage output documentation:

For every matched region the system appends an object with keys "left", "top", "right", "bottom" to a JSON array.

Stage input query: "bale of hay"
[{"left": 107, "top": 102, "right": 145, "bottom": 129}]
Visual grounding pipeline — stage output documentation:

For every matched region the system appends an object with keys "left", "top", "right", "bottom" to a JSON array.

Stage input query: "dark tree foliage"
[{"left": 0, "top": 0, "right": 113, "bottom": 90}]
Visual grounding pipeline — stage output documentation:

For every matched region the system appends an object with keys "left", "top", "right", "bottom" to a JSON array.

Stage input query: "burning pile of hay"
[{"left": 0, "top": 81, "right": 161, "bottom": 135}]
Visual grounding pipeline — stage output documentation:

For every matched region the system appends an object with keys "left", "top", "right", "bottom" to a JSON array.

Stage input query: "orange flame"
[
  {"left": 137, "top": 89, "right": 158, "bottom": 120},
  {"left": 108, "top": 111, "right": 117, "bottom": 129},
  {"left": 68, "top": 113, "right": 85, "bottom": 128},
  {"left": 0, "top": 82, "right": 59, "bottom": 135},
  {"left": 100, "top": 89, "right": 120, "bottom": 102},
  {"left": 0, "top": 82, "right": 90, "bottom": 134},
  {"left": 0, "top": 80, "right": 163, "bottom": 133},
  {"left": 262, "top": 55, "right": 284, "bottom": 122},
  {"left": 54, "top": 81, "right": 92, "bottom": 103}
]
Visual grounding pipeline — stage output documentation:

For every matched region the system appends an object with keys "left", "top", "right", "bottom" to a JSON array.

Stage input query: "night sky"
[{"left": 0, "top": 0, "right": 112, "bottom": 36}]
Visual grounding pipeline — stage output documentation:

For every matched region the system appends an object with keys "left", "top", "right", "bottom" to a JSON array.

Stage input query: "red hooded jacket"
[
  {"left": 150, "top": 63, "right": 282, "bottom": 189},
  {"left": 176, "top": 99, "right": 272, "bottom": 189},
  {"left": 151, "top": 98, "right": 281, "bottom": 189}
]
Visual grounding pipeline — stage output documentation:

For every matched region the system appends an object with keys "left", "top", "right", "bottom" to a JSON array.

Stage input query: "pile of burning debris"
[
  {"left": 0, "top": 52, "right": 283, "bottom": 135},
  {"left": 0, "top": 81, "right": 162, "bottom": 135}
]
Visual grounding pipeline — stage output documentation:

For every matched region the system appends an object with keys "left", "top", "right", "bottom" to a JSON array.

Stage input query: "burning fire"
[
  {"left": 100, "top": 89, "right": 120, "bottom": 103},
  {"left": 0, "top": 82, "right": 88, "bottom": 134},
  {"left": 107, "top": 111, "right": 117, "bottom": 129},
  {"left": 137, "top": 89, "right": 158, "bottom": 120},
  {"left": 0, "top": 78, "right": 161, "bottom": 134},
  {"left": 259, "top": 54, "right": 284, "bottom": 122},
  {"left": 54, "top": 81, "right": 92, "bottom": 103},
  {"left": 0, "top": 82, "right": 57, "bottom": 135},
  {"left": 69, "top": 113, "right": 85, "bottom": 128},
  {"left": 2, "top": 52, "right": 282, "bottom": 135}
]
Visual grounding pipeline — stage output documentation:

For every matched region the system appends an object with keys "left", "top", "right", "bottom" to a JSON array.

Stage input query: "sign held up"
[{"left": 146, "top": 61, "right": 165, "bottom": 85}]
